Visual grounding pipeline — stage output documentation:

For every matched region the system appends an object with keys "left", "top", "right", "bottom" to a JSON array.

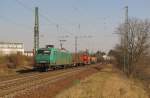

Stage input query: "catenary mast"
[{"left": 34, "top": 7, "right": 39, "bottom": 53}]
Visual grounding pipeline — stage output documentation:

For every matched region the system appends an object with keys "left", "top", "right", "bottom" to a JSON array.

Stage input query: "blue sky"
[{"left": 0, "top": 0, "right": 150, "bottom": 52}]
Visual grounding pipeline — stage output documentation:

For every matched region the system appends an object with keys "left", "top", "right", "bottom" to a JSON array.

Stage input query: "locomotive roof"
[{"left": 37, "top": 47, "right": 70, "bottom": 53}]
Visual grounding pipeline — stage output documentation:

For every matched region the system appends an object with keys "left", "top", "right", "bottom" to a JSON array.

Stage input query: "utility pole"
[
  {"left": 75, "top": 24, "right": 80, "bottom": 55},
  {"left": 59, "top": 40, "right": 66, "bottom": 49},
  {"left": 74, "top": 36, "right": 78, "bottom": 63},
  {"left": 74, "top": 24, "right": 80, "bottom": 63},
  {"left": 34, "top": 7, "right": 39, "bottom": 53},
  {"left": 56, "top": 24, "right": 59, "bottom": 33},
  {"left": 124, "top": 6, "right": 129, "bottom": 73},
  {"left": 75, "top": 36, "right": 78, "bottom": 54},
  {"left": 74, "top": 35, "right": 92, "bottom": 63}
]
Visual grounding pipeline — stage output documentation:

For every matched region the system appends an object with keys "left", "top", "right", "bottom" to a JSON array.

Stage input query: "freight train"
[{"left": 34, "top": 45, "right": 97, "bottom": 71}]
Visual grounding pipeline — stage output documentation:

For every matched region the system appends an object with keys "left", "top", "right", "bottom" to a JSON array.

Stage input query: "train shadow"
[{"left": 16, "top": 68, "right": 36, "bottom": 74}]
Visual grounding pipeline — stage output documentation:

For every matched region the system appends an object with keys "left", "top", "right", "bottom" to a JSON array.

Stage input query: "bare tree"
[{"left": 116, "top": 18, "right": 150, "bottom": 76}]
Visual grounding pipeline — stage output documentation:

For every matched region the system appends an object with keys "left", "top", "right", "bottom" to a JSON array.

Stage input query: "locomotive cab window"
[{"left": 37, "top": 50, "right": 51, "bottom": 55}]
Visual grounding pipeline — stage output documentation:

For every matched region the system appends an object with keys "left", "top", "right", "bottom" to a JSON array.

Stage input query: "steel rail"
[
  {"left": 0, "top": 68, "right": 86, "bottom": 98},
  {"left": 0, "top": 65, "right": 92, "bottom": 98}
]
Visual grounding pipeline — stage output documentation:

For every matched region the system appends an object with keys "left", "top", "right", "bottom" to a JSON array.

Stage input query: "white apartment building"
[{"left": 0, "top": 42, "right": 24, "bottom": 55}]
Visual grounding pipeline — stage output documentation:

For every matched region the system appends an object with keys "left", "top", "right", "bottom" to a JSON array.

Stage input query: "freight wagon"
[
  {"left": 90, "top": 56, "right": 97, "bottom": 64},
  {"left": 80, "top": 54, "right": 90, "bottom": 65}
]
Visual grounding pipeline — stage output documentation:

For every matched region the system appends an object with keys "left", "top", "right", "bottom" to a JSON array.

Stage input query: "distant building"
[
  {"left": 0, "top": 42, "right": 24, "bottom": 55},
  {"left": 24, "top": 51, "right": 33, "bottom": 57},
  {"left": 103, "top": 55, "right": 111, "bottom": 61}
]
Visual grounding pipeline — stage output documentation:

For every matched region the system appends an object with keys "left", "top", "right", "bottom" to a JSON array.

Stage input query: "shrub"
[{"left": 0, "top": 54, "right": 33, "bottom": 69}]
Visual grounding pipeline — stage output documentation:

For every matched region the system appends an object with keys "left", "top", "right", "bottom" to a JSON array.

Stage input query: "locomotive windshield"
[{"left": 37, "top": 49, "right": 51, "bottom": 55}]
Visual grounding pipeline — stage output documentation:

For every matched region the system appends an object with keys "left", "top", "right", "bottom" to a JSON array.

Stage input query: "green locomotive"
[{"left": 35, "top": 45, "right": 73, "bottom": 71}]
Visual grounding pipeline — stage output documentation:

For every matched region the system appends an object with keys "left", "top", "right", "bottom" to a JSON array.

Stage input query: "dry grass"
[
  {"left": 136, "top": 66, "right": 150, "bottom": 97},
  {"left": 0, "top": 54, "right": 33, "bottom": 75},
  {"left": 0, "top": 54, "right": 33, "bottom": 67},
  {"left": 55, "top": 64, "right": 148, "bottom": 98}
]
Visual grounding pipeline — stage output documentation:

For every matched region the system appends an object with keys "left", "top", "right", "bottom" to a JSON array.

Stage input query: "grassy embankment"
[{"left": 55, "top": 64, "right": 149, "bottom": 98}]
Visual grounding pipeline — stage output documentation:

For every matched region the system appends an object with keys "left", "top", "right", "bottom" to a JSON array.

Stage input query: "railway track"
[
  {"left": 0, "top": 71, "right": 40, "bottom": 82},
  {"left": 0, "top": 68, "right": 77, "bottom": 91},
  {"left": 0, "top": 65, "right": 87, "bottom": 83},
  {"left": 0, "top": 65, "right": 94, "bottom": 98},
  {"left": 0, "top": 66, "right": 83, "bottom": 85}
]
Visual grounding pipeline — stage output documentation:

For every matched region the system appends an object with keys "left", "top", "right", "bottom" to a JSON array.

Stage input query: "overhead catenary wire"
[
  {"left": 15, "top": 0, "right": 74, "bottom": 36},
  {"left": 0, "top": 15, "right": 32, "bottom": 31},
  {"left": 14, "top": 0, "right": 96, "bottom": 37},
  {"left": 14, "top": 0, "right": 94, "bottom": 52}
]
